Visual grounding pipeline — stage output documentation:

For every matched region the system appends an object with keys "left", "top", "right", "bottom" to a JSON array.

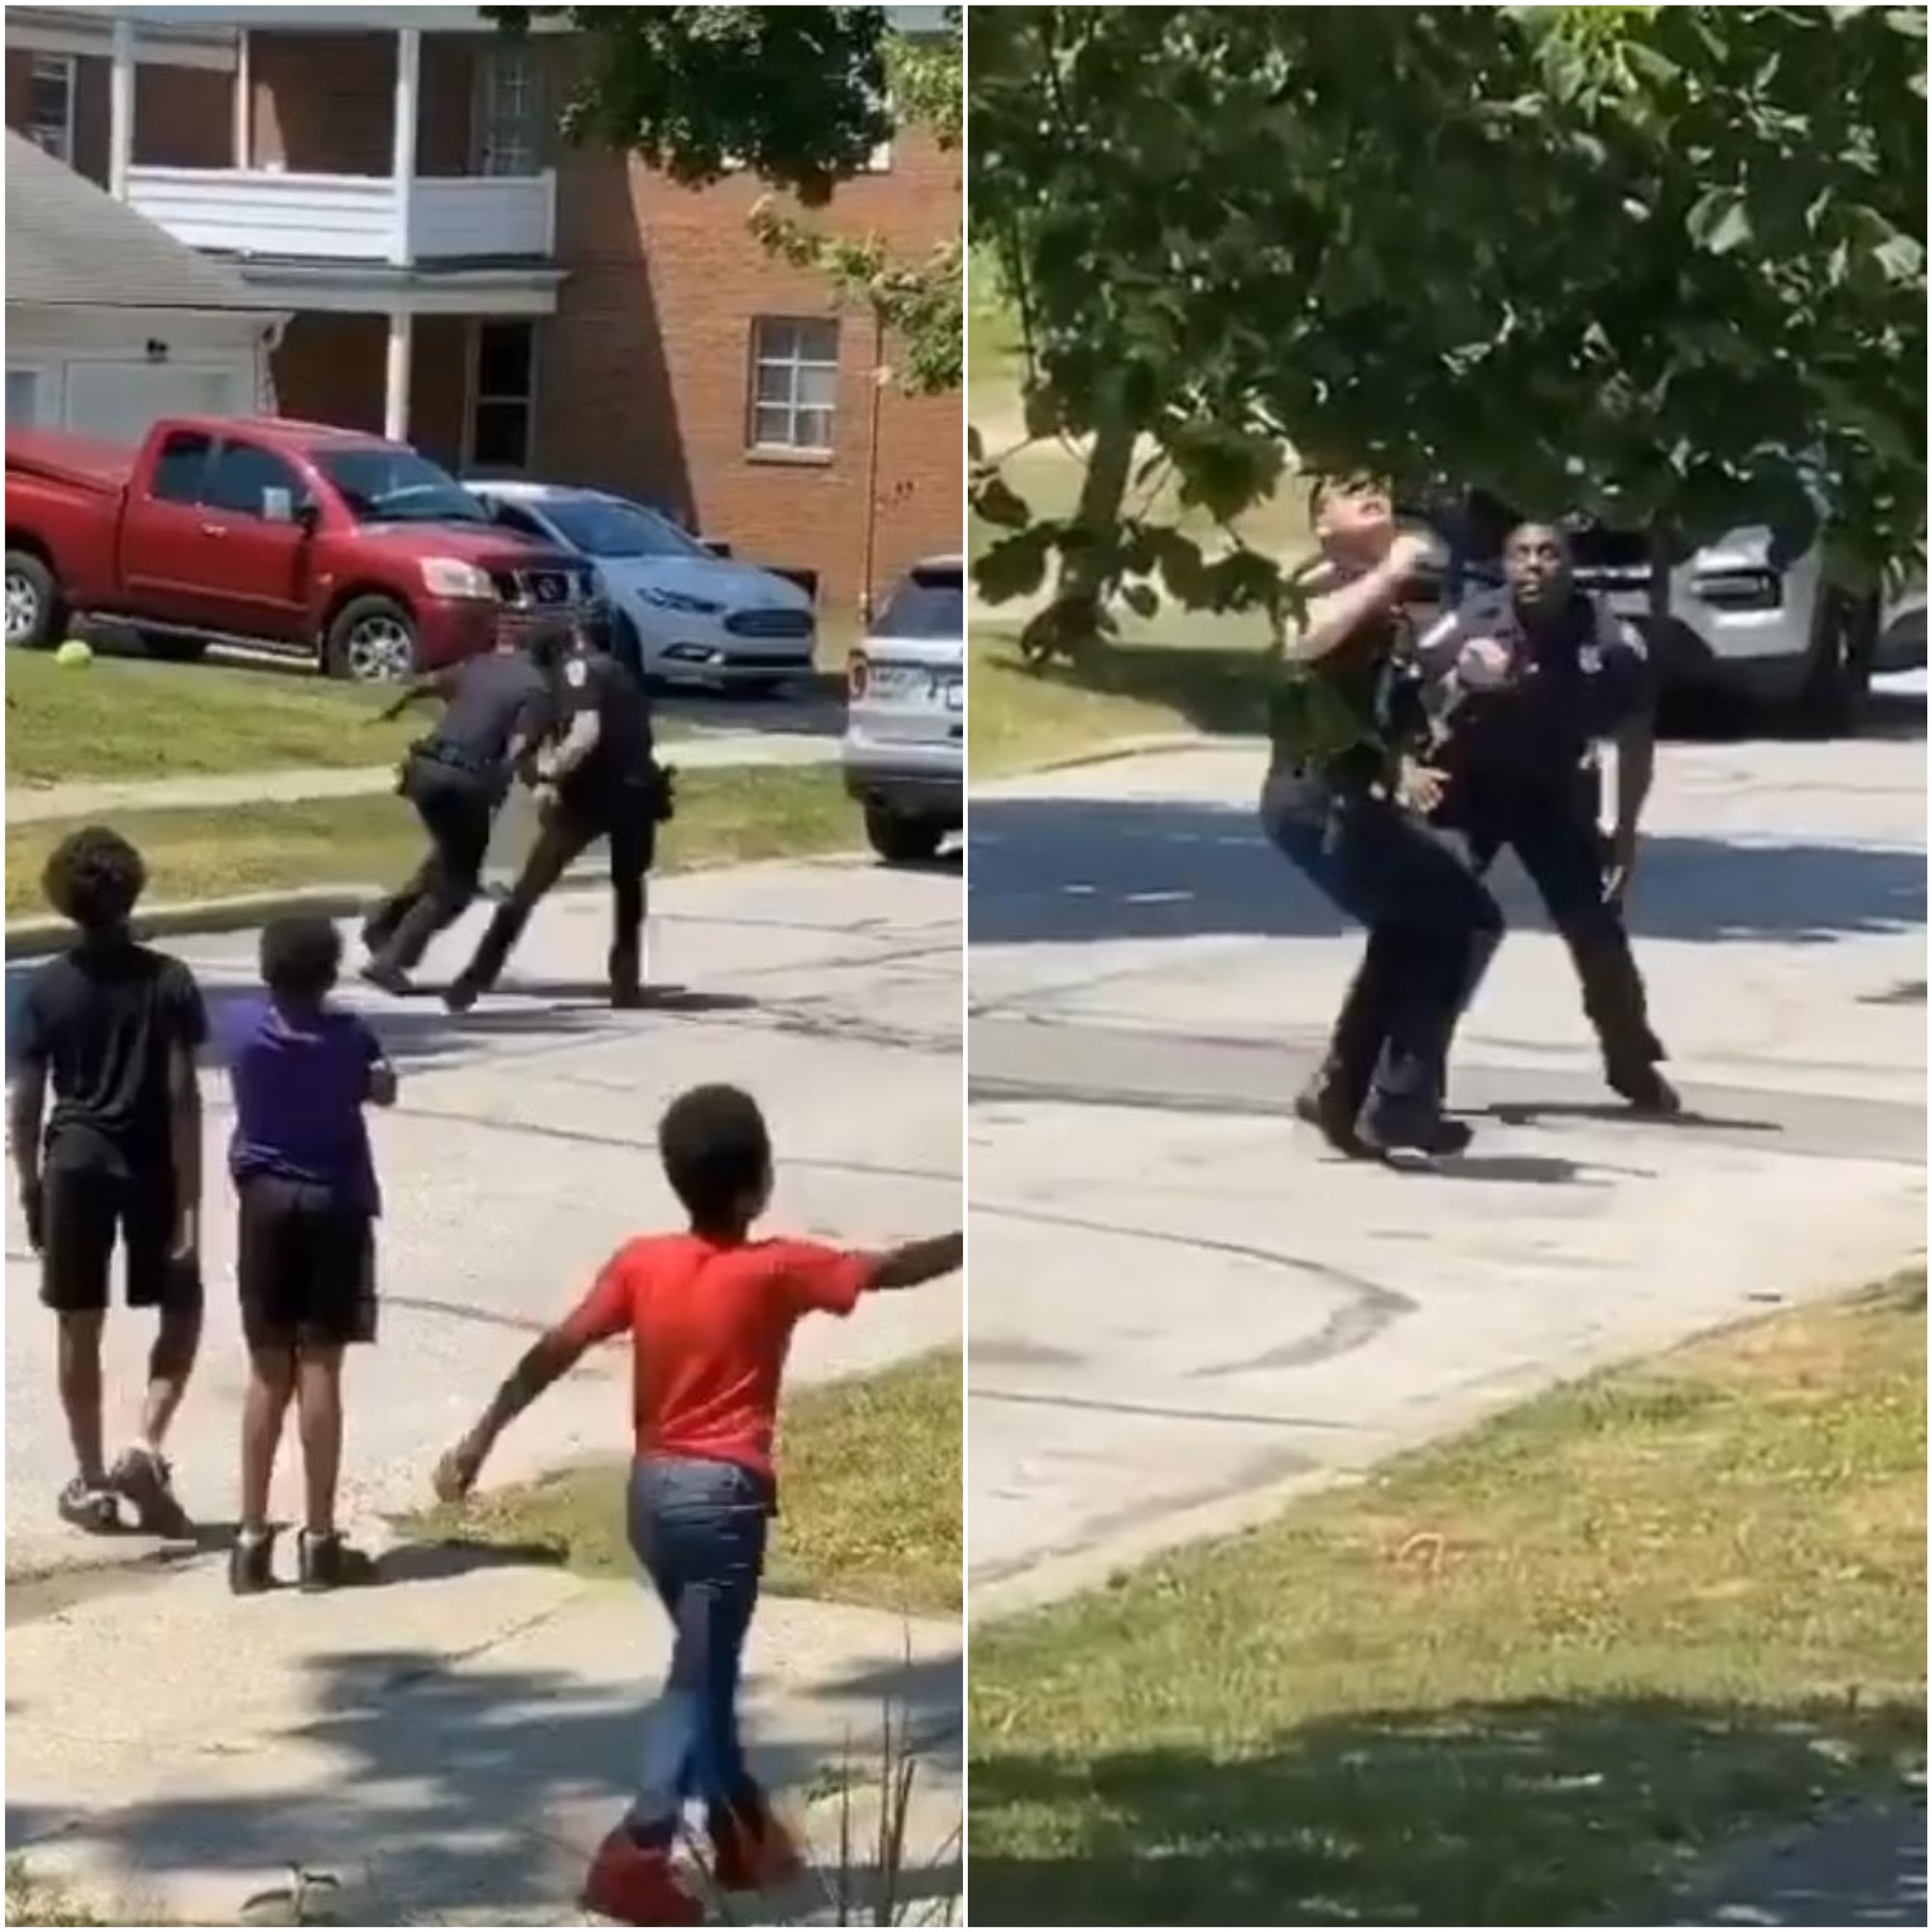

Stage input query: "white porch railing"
[{"left": 125, "top": 166, "right": 555, "bottom": 265}]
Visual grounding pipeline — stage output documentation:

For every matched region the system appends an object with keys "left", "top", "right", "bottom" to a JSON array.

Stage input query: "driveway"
[
  {"left": 5, "top": 854, "right": 962, "bottom": 1562},
  {"left": 967, "top": 697, "right": 1926, "bottom": 1604}
]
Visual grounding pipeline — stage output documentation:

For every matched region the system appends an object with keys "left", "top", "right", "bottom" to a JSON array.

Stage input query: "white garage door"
[{"left": 63, "top": 361, "right": 245, "bottom": 442}]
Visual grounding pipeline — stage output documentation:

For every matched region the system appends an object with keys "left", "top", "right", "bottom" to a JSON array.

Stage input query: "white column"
[
  {"left": 384, "top": 309, "right": 414, "bottom": 441},
  {"left": 233, "top": 27, "right": 251, "bottom": 167},
  {"left": 389, "top": 26, "right": 421, "bottom": 266},
  {"left": 108, "top": 15, "right": 135, "bottom": 201}
]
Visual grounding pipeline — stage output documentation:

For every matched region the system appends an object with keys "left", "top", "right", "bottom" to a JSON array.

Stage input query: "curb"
[{"left": 7, "top": 886, "right": 378, "bottom": 959}]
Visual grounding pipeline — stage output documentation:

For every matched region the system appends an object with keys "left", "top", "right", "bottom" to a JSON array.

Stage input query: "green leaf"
[
  {"left": 974, "top": 474, "right": 1033, "bottom": 530},
  {"left": 976, "top": 528, "right": 1053, "bottom": 605},
  {"left": 1687, "top": 186, "right": 1754, "bottom": 255}
]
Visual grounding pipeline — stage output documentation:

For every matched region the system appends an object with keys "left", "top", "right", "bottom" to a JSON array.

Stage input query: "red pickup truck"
[{"left": 4, "top": 416, "right": 599, "bottom": 681}]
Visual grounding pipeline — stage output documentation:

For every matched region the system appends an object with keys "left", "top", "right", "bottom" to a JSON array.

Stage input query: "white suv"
[{"left": 843, "top": 556, "right": 963, "bottom": 864}]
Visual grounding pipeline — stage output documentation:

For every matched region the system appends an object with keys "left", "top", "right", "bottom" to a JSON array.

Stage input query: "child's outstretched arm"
[
  {"left": 866, "top": 1232, "right": 963, "bottom": 1291},
  {"left": 434, "top": 1250, "right": 635, "bottom": 1501},
  {"left": 434, "top": 1323, "right": 591, "bottom": 1501}
]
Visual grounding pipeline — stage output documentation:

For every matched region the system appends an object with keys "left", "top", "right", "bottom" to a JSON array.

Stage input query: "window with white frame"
[
  {"left": 27, "top": 54, "right": 76, "bottom": 165},
  {"left": 477, "top": 46, "right": 544, "bottom": 177},
  {"left": 748, "top": 318, "right": 839, "bottom": 454},
  {"left": 469, "top": 320, "right": 535, "bottom": 470}
]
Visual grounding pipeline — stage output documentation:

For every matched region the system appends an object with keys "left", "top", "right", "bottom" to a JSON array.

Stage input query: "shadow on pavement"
[
  {"left": 968, "top": 796, "right": 1925, "bottom": 950},
  {"left": 965, "top": 1694, "right": 1924, "bottom": 1927},
  {"left": 6, "top": 1637, "right": 963, "bottom": 1923}
]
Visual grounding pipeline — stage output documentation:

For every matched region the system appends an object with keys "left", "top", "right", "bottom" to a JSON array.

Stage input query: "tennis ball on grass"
[{"left": 55, "top": 638, "right": 94, "bottom": 668}]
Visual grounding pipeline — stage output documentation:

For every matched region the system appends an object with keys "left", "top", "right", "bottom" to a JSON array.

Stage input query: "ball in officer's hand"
[
  {"left": 55, "top": 638, "right": 94, "bottom": 668},
  {"left": 1457, "top": 636, "right": 1512, "bottom": 689}
]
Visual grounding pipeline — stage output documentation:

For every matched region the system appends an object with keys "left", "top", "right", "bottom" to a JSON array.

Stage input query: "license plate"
[{"left": 942, "top": 674, "right": 963, "bottom": 711}]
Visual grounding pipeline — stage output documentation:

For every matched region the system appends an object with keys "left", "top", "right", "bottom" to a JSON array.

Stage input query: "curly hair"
[
  {"left": 42, "top": 825, "right": 147, "bottom": 931},
  {"left": 658, "top": 1084, "right": 772, "bottom": 1228}
]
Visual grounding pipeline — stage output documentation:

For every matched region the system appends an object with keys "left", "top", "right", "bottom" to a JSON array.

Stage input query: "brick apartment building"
[{"left": 3, "top": 5, "right": 960, "bottom": 614}]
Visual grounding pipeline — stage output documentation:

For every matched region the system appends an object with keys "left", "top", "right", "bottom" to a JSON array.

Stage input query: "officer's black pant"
[
  {"left": 366, "top": 759, "right": 497, "bottom": 973},
  {"left": 1262, "top": 766, "right": 1503, "bottom": 1128},
  {"left": 1459, "top": 781, "right": 1664, "bottom": 1079},
  {"left": 455, "top": 784, "right": 654, "bottom": 1000}
]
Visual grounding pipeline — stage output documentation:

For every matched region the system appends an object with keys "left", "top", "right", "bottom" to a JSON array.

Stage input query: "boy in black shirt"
[{"left": 9, "top": 828, "right": 208, "bottom": 1534}]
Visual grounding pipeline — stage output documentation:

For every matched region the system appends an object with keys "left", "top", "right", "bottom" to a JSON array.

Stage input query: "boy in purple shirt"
[{"left": 219, "top": 916, "right": 396, "bottom": 1593}]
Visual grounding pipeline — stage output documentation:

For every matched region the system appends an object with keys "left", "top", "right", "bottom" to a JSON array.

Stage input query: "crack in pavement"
[{"left": 972, "top": 1386, "right": 1392, "bottom": 1433}]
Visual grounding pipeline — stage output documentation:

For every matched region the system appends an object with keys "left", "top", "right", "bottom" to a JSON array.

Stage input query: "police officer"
[
  {"left": 1424, "top": 520, "right": 1679, "bottom": 1113},
  {"left": 444, "top": 620, "right": 666, "bottom": 1012},
  {"left": 1264, "top": 478, "right": 1504, "bottom": 1158},
  {"left": 361, "top": 633, "right": 550, "bottom": 993}
]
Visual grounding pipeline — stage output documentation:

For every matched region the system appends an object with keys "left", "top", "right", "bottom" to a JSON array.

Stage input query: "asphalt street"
[
  {"left": 966, "top": 690, "right": 1926, "bottom": 1605},
  {"left": 5, "top": 853, "right": 962, "bottom": 1563}
]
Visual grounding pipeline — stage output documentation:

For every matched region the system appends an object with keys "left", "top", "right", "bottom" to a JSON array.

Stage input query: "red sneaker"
[
  {"left": 707, "top": 1790, "right": 806, "bottom": 1892},
  {"left": 581, "top": 1829, "right": 703, "bottom": 1925}
]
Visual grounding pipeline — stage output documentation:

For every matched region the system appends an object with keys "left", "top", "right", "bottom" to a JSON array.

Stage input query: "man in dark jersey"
[
  {"left": 9, "top": 828, "right": 206, "bottom": 1535},
  {"left": 1263, "top": 479, "right": 1503, "bottom": 1157},
  {"left": 445, "top": 620, "right": 666, "bottom": 1012},
  {"left": 361, "top": 632, "right": 551, "bottom": 993},
  {"left": 1423, "top": 521, "right": 1677, "bottom": 1112}
]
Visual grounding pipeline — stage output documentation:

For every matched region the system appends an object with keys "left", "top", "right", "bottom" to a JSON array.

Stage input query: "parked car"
[
  {"left": 4, "top": 418, "right": 595, "bottom": 681},
  {"left": 467, "top": 480, "right": 816, "bottom": 690},
  {"left": 843, "top": 556, "right": 964, "bottom": 864}
]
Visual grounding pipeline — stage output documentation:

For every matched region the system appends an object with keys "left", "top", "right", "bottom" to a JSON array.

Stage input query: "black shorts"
[
  {"left": 39, "top": 1162, "right": 203, "bottom": 1317},
  {"left": 237, "top": 1175, "right": 377, "bottom": 1350}
]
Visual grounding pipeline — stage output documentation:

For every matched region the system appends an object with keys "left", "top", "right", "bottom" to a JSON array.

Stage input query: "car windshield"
[
  {"left": 313, "top": 447, "right": 490, "bottom": 526},
  {"left": 876, "top": 567, "right": 964, "bottom": 639},
  {"left": 541, "top": 496, "right": 709, "bottom": 559}
]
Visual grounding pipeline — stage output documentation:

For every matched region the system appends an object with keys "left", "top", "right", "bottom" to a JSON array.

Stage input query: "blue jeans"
[{"left": 626, "top": 1455, "right": 775, "bottom": 1836}]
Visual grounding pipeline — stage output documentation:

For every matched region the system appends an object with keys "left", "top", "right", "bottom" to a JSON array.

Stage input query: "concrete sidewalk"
[
  {"left": 6, "top": 1557, "right": 960, "bottom": 1925},
  {"left": 7, "top": 730, "right": 843, "bottom": 825}
]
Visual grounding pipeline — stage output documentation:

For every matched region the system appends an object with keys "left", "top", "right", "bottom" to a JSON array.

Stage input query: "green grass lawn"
[
  {"left": 969, "top": 1273, "right": 1928, "bottom": 1926},
  {"left": 410, "top": 1350, "right": 962, "bottom": 1618},
  {"left": 6, "top": 651, "right": 422, "bottom": 788},
  {"left": 6, "top": 763, "right": 861, "bottom": 918},
  {"left": 969, "top": 628, "right": 1277, "bottom": 778}
]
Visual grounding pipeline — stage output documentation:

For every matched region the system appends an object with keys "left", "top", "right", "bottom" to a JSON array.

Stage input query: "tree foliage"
[
  {"left": 495, "top": 5, "right": 961, "bottom": 393},
  {"left": 969, "top": 6, "right": 1927, "bottom": 632}
]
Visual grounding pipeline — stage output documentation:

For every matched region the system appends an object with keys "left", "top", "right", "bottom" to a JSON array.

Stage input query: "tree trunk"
[{"left": 1021, "top": 412, "right": 1137, "bottom": 666}]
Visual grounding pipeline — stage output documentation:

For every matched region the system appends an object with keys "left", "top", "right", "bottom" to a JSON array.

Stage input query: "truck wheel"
[
  {"left": 326, "top": 595, "right": 417, "bottom": 683},
  {"left": 5, "top": 550, "right": 61, "bottom": 650},
  {"left": 865, "top": 802, "right": 945, "bottom": 865}
]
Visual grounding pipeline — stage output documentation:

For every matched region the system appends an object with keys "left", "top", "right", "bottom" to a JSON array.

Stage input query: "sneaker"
[
  {"left": 1293, "top": 1071, "right": 1372, "bottom": 1158},
  {"left": 229, "top": 1528, "right": 276, "bottom": 1597},
  {"left": 1609, "top": 1064, "right": 1683, "bottom": 1116},
  {"left": 110, "top": 1446, "right": 192, "bottom": 1538},
  {"left": 57, "top": 1476, "right": 119, "bottom": 1534},
  {"left": 581, "top": 1829, "right": 703, "bottom": 1926},
  {"left": 297, "top": 1530, "right": 377, "bottom": 1593},
  {"left": 707, "top": 1787, "right": 806, "bottom": 1892}
]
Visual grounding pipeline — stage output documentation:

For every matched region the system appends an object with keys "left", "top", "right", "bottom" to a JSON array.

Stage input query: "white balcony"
[{"left": 125, "top": 166, "right": 556, "bottom": 266}]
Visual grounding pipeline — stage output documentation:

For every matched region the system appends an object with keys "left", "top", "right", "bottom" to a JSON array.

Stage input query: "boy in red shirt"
[{"left": 435, "top": 1082, "right": 961, "bottom": 1926}]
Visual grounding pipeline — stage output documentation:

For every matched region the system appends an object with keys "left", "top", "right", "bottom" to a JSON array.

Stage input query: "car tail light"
[{"left": 848, "top": 651, "right": 870, "bottom": 699}]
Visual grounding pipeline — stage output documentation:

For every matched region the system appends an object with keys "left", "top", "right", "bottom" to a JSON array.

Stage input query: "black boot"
[
  {"left": 608, "top": 941, "right": 644, "bottom": 1011},
  {"left": 229, "top": 1527, "right": 276, "bottom": 1596}
]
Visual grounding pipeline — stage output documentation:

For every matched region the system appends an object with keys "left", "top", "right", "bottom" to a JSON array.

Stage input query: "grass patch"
[
  {"left": 5, "top": 763, "right": 863, "bottom": 918},
  {"left": 968, "top": 629, "right": 1276, "bottom": 778},
  {"left": 5, "top": 1861, "right": 107, "bottom": 1927},
  {"left": 968, "top": 1274, "right": 1928, "bottom": 1926},
  {"left": 5, "top": 651, "right": 423, "bottom": 788},
  {"left": 410, "top": 1350, "right": 961, "bottom": 1618}
]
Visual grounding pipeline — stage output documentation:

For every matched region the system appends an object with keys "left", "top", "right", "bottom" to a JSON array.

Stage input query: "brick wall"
[
  {"left": 270, "top": 311, "right": 469, "bottom": 466},
  {"left": 540, "top": 122, "right": 961, "bottom": 615}
]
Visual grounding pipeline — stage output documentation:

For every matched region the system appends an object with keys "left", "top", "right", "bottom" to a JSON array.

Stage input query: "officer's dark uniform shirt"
[
  {"left": 430, "top": 652, "right": 550, "bottom": 774},
  {"left": 1425, "top": 586, "right": 1652, "bottom": 788},
  {"left": 551, "top": 649, "right": 655, "bottom": 810},
  {"left": 1269, "top": 604, "right": 1428, "bottom": 789}
]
